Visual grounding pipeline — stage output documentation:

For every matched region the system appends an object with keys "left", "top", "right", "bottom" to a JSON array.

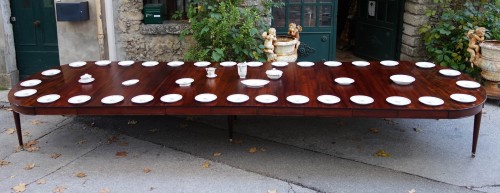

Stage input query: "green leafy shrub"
[
  {"left": 180, "top": 0, "right": 280, "bottom": 62},
  {"left": 419, "top": 0, "right": 500, "bottom": 78}
]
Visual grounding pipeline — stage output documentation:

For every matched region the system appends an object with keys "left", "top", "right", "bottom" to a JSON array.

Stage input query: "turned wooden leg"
[
  {"left": 227, "top": 115, "right": 236, "bottom": 142},
  {"left": 472, "top": 110, "right": 482, "bottom": 158},
  {"left": 13, "top": 112, "right": 24, "bottom": 149}
]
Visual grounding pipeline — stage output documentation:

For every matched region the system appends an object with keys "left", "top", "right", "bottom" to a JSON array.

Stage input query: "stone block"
[
  {"left": 402, "top": 23, "right": 421, "bottom": 36},
  {"left": 400, "top": 53, "right": 428, "bottom": 62},
  {"left": 405, "top": 0, "right": 433, "bottom": 4},
  {"left": 403, "top": 12, "right": 429, "bottom": 27},
  {"left": 401, "top": 43, "right": 427, "bottom": 58},
  {"left": 402, "top": 34, "right": 423, "bottom": 47},
  {"left": 405, "top": 2, "right": 435, "bottom": 15}
]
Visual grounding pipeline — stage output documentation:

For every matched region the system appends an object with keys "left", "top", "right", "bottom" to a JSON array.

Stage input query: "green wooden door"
[
  {"left": 11, "top": 0, "right": 60, "bottom": 78},
  {"left": 273, "top": 0, "right": 338, "bottom": 61},
  {"left": 354, "top": 0, "right": 405, "bottom": 60}
]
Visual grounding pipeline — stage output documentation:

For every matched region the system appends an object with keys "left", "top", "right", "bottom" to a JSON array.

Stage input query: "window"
[{"left": 143, "top": 0, "right": 190, "bottom": 20}]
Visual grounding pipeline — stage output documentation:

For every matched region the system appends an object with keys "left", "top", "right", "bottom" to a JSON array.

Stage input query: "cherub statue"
[
  {"left": 288, "top": 23, "right": 302, "bottom": 51},
  {"left": 466, "top": 27, "right": 486, "bottom": 67},
  {"left": 262, "top": 28, "right": 278, "bottom": 62}
]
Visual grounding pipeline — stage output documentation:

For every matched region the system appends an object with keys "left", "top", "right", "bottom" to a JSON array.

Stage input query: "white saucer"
[
  {"left": 450, "top": 93, "right": 476, "bottom": 103},
  {"left": 386, "top": 96, "right": 411, "bottom": 106},
  {"left": 390, "top": 74, "right": 415, "bottom": 85},
  {"left": 324, "top": 61, "right": 342, "bottom": 67},
  {"left": 418, "top": 96, "right": 444, "bottom": 106},
  {"left": 247, "top": 61, "right": 263, "bottom": 67},
  {"left": 380, "top": 60, "right": 399, "bottom": 66},
  {"left": 456, "top": 80, "right": 481, "bottom": 89},
  {"left": 20, "top": 79, "right": 42, "bottom": 87},
  {"left": 122, "top": 79, "right": 139, "bottom": 86},
  {"left": 241, "top": 79, "right": 270, "bottom": 88},
  {"left": 297, "top": 61, "right": 315, "bottom": 67},
  {"left": 350, "top": 95, "right": 374, "bottom": 105},
  {"left": 69, "top": 61, "right": 86, "bottom": 67},
  {"left": 220, "top": 61, "right": 237, "bottom": 67},
  {"left": 167, "top": 61, "right": 184, "bottom": 67},
  {"left": 142, "top": 61, "right": 159, "bottom": 67},
  {"left": 255, "top": 94, "right": 278, "bottom": 104},
  {"left": 271, "top": 61, "right": 288, "bottom": 67},
  {"left": 101, "top": 95, "right": 124, "bottom": 104},
  {"left": 41, "top": 69, "right": 61, "bottom": 76},
  {"left": 176, "top": 78, "right": 194, "bottom": 87},
  {"left": 68, "top": 95, "right": 91, "bottom": 104},
  {"left": 439, "top": 69, "right": 461, "bottom": 77},
  {"left": 335, "top": 77, "right": 355, "bottom": 85},
  {"left": 352, "top": 61, "right": 370, "bottom": 67},
  {"left": 95, "top": 60, "right": 111, "bottom": 66},
  {"left": 207, "top": 74, "right": 217, "bottom": 78},
  {"left": 78, "top": 78, "right": 95, "bottom": 84},
  {"left": 14, "top": 89, "right": 37, "bottom": 97},
  {"left": 131, "top": 94, "right": 154, "bottom": 103},
  {"left": 195, "top": 93, "right": 217, "bottom": 103},
  {"left": 317, "top": 95, "right": 340, "bottom": 104},
  {"left": 118, "top": 61, "right": 134, "bottom": 66},
  {"left": 227, "top": 94, "right": 250, "bottom": 103},
  {"left": 415, "top": 62, "right": 435, "bottom": 68},
  {"left": 286, "top": 95, "right": 309, "bottom": 104},
  {"left": 160, "top": 94, "right": 183, "bottom": 103},
  {"left": 194, "top": 61, "right": 211, "bottom": 67},
  {"left": 37, "top": 94, "right": 61, "bottom": 103}
]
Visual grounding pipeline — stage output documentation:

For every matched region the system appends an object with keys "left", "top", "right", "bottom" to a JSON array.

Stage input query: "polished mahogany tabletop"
[{"left": 8, "top": 61, "right": 486, "bottom": 119}]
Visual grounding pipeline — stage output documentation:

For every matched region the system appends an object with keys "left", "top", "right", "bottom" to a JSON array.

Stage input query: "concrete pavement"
[{"left": 1, "top": 89, "right": 499, "bottom": 193}]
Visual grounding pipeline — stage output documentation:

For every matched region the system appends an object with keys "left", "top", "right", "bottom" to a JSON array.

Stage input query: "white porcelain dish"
[
  {"left": 122, "top": 79, "right": 139, "bottom": 86},
  {"left": 271, "top": 61, "right": 288, "bottom": 67},
  {"left": 227, "top": 94, "right": 250, "bottom": 103},
  {"left": 418, "top": 96, "right": 444, "bottom": 106},
  {"left": 69, "top": 61, "right": 86, "bottom": 68},
  {"left": 317, "top": 95, "right": 341, "bottom": 104},
  {"left": 352, "top": 61, "right": 370, "bottom": 67},
  {"left": 439, "top": 69, "right": 461, "bottom": 77},
  {"left": 160, "top": 94, "right": 183, "bottom": 103},
  {"left": 195, "top": 93, "right": 217, "bottom": 103},
  {"left": 176, "top": 78, "right": 194, "bottom": 87},
  {"left": 194, "top": 61, "right": 211, "bottom": 67},
  {"left": 390, "top": 74, "right": 415, "bottom": 85},
  {"left": 380, "top": 60, "right": 399, "bottom": 66},
  {"left": 286, "top": 95, "right": 309, "bottom": 104},
  {"left": 101, "top": 95, "right": 124, "bottom": 104},
  {"left": 266, "top": 68, "right": 283, "bottom": 80},
  {"left": 131, "top": 94, "right": 154, "bottom": 103},
  {"left": 456, "top": 80, "right": 480, "bottom": 89},
  {"left": 241, "top": 79, "right": 270, "bottom": 88},
  {"left": 450, "top": 93, "right": 476, "bottom": 103},
  {"left": 255, "top": 94, "right": 278, "bottom": 104},
  {"left": 335, "top": 77, "right": 355, "bottom": 85},
  {"left": 20, "top": 79, "right": 42, "bottom": 87},
  {"left": 350, "top": 95, "right": 374, "bottom": 105},
  {"left": 37, "top": 94, "right": 61, "bottom": 103},
  {"left": 78, "top": 77, "right": 95, "bottom": 84},
  {"left": 415, "top": 62, "right": 435, "bottom": 68},
  {"left": 220, "top": 61, "right": 237, "bottom": 67},
  {"left": 14, "top": 89, "right": 37, "bottom": 98},
  {"left": 118, "top": 60, "right": 134, "bottom": 66},
  {"left": 95, "top": 60, "right": 111, "bottom": 66},
  {"left": 68, "top": 95, "right": 91, "bottom": 104},
  {"left": 297, "top": 61, "right": 315, "bottom": 67},
  {"left": 247, "top": 61, "right": 263, "bottom": 67},
  {"left": 41, "top": 69, "right": 61, "bottom": 76},
  {"left": 142, "top": 61, "right": 159, "bottom": 67},
  {"left": 167, "top": 61, "right": 184, "bottom": 67},
  {"left": 324, "top": 61, "right": 342, "bottom": 67},
  {"left": 386, "top": 96, "right": 411, "bottom": 106}
]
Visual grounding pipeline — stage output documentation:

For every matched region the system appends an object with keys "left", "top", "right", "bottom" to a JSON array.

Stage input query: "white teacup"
[
  {"left": 237, "top": 63, "right": 248, "bottom": 79},
  {"left": 206, "top": 67, "right": 216, "bottom": 77},
  {"left": 80, "top": 73, "right": 92, "bottom": 80}
]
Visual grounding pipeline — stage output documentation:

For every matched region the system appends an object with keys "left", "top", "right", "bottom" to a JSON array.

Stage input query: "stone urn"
[
  {"left": 478, "top": 40, "right": 500, "bottom": 81},
  {"left": 272, "top": 36, "right": 299, "bottom": 62}
]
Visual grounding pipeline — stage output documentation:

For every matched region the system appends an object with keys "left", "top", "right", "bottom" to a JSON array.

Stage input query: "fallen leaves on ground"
[
  {"left": 0, "top": 160, "right": 10, "bottom": 166},
  {"left": 99, "top": 188, "right": 110, "bottom": 193},
  {"left": 12, "top": 183, "right": 26, "bottom": 192},
  {"left": 107, "top": 136, "right": 119, "bottom": 144},
  {"left": 202, "top": 161, "right": 210, "bottom": 168},
  {"left": 260, "top": 147, "right": 267, "bottom": 152},
  {"left": 115, "top": 151, "right": 128, "bottom": 157},
  {"left": 52, "top": 185, "right": 66, "bottom": 193},
  {"left": 268, "top": 190, "right": 277, "bottom": 193},
  {"left": 75, "top": 172, "right": 87, "bottom": 178},
  {"left": 6, "top": 128, "right": 15, "bottom": 134},
  {"left": 369, "top": 128, "right": 380, "bottom": 133},
  {"left": 31, "top": 120, "right": 45, "bottom": 125},
  {"left": 213, "top": 152, "right": 222, "bottom": 157},
  {"left": 143, "top": 167, "right": 152, "bottom": 173},
  {"left": 127, "top": 120, "right": 138, "bottom": 125},
  {"left": 77, "top": 139, "right": 87, "bottom": 145},
  {"left": 23, "top": 140, "right": 40, "bottom": 152},
  {"left": 374, "top": 150, "right": 391, "bottom": 157},
  {"left": 248, "top": 147, "right": 258, "bottom": 153},
  {"left": 22, "top": 132, "right": 31, "bottom": 136},
  {"left": 24, "top": 163, "right": 35, "bottom": 170},
  {"left": 51, "top": 153, "right": 61, "bottom": 159},
  {"left": 36, "top": 179, "right": 47, "bottom": 184},
  {"left": 408, "top": 189, "right": 416, "bottom": 193}
]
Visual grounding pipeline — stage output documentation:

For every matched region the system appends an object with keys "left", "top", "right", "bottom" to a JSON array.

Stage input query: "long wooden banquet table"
[{"left": 8, "top": 61, "right": 486, "bottom": 156}]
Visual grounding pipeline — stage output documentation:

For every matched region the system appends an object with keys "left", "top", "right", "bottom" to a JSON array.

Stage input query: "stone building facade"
[{"left": 400, "top": 0, "right": 433, "bottom": 61}]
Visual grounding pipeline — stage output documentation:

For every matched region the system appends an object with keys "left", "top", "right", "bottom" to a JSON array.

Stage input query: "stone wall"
[
  {"left": 0, "top": 0, "right": 18, "bottom": 88},
  {"left": 400, "top": 0, "right": 433, "bottom": 61}
]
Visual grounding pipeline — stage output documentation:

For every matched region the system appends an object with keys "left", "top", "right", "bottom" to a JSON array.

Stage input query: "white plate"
[
  {"left": 95, "top": 60, "right": 111, "bottom": 66},
  {"left": 176, "top": 78, "right": 194, "bottom": 87},
  {"left": 227, "top": 94, "right": 250, "bottom": 103},
  {"left": 78, "top": 78, "right": 95, "bottom": 84},
  {"left": 297, "top": 61, "right": 315, "bottom": 67},
  {"left": 167, "top": 61, "right": 184, "bottom": 67},
  {"left": 450, "top": 93, "right": 476, "bottom": 103},
  {"left": 390, "top": 74, "right": 415, "bottom": 85},
  {"left": 101, "top": 95, "right": 124, "bottom": 104},
  {"left": 41, "top": 69, "right": 61, "bottom": 76},
  {"left": 207, "top": 74, "right": 217, "bottom": 78},
  {"left": 37, "top": 94, "right": 60, "bottom": 103},
  {"left": 418, "top": 96, "right": 444, "bottom": 106},
  {"left": 194, "top": 61, "right": 211, "bottom": 67},
  {"left": 317, "top": 95, "right": 340, "bottom": 104},
  {"left": 415, "top": 62, "right": 435, "bottom": 68},
  {"left": 122, "top": 79, "right": 139, "bottom": 86},
  {"left": 68, "top": 95, "right": 91, "bottom": 104},
  {"left": 456, "top": 80, "right": 480, "bottom": 89},
  {"left": 350, "top": 95, "right": 374, "bottom": 105},
  {"left": 220, "top": 61, "right": 237, "bottom": 67},
  {"left": 286, "top": 95, "right": 309, "bottom": 104},
  {"left": 69, "top": 61, "right": 86, "bottom": 67},
  {"left": 247, "top": 61, "right": 263, "bottom": 67},
  {"left": 335, "top": 77, "right": 355, "bottom": 85},
  {"left": 380, "top": 60, "right": 399, "bottom": 66},
  {"left": 439, "top": 69, "right": 461, "bottom": 77},
  {"left": 386, "top": 96, "right": 411, "bottom": 106},
  {"left": 20, "top": 79, "right": 42, "bottom": 87},
  {"left": 324, "top": 61, "right": 342, "bottom": 67},
  {"left": 352, "top": 61, "right": 370, "bottom": 67},
  {"left": 271, "top": 61, "right": 288, "bottom": 67},
  {"left": 255, "top": 94, "right": 278, "bottom": 104},
  {"left": 241, "top": 79, "right": 270, "bottom": 88},
  {"left": 142, "top": 61, "right": 159, "bottom": 67},
  {"left": 160, "top": 94, "right": 183, "bottom": 103},
  {"left": 195, "top": 93, "right": 217, "bottom": 103},
  {"left": 131, "top": 94, "right": 154, "bottom": 103},
  {"left": 118, "top": 60, "right": 134, "bottom": 66},
  {"left": 14, "top": 89, "right": 37, "bottom": 97}
]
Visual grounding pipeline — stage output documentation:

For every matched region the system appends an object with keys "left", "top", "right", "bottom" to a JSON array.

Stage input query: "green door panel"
[{"left": 298, "top": 33, "right": 332, "bottom": 61}]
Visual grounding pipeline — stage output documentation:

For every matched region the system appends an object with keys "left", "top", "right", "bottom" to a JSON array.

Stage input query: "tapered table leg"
[
  {"left": 228, "top": 115, "right": 236, "bottom": 142},
  {"left": 13, "top": 112, "right": 24, "bottom": 149},
  {"left": 472, "top": 110, "right": 482, "bottom": 158}
]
